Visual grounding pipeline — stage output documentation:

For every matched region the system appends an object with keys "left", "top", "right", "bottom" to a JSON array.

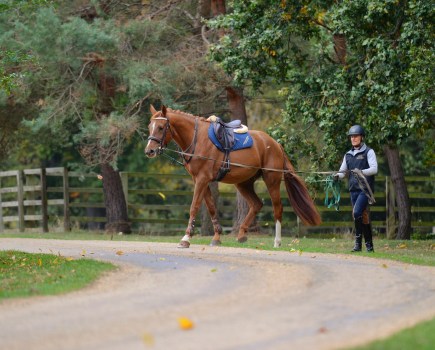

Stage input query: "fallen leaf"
[
  {"left": 116, "top": 250, "right": 124, "bottom": 256},
  {"left": 142, "top": 332, "right": 155, "bottom": 346},
  {"left": 397, "top": 243, "right": 407, "bottom": 249},
  {"left": 381, "top": 264, "right": 388, "bottom": 268},
  {"left": 37, "top": 258, "right": 42, "bottom": 267},
  {"left": 211, "top": 268, "right": 217, "bottom": 272},
  {"left": 81, "top": 249, "right": 86, "bottom": 256},
  {"left": 178, "top": 317, "right": 194, "bottom": 330}
]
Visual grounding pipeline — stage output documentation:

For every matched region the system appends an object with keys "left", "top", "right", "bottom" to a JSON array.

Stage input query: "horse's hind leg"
[
  {"left": 235, "top": 180, "right": 263, "bottom": 243},
  {"left": 263, "top": 172, "right": 284, "bottom": 248},
  {"left": 203, "top": 184, "right": 223, "bottom": 246}
]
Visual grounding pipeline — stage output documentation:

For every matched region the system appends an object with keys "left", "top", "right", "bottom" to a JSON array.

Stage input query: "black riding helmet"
[{"left": 347, "top": 125, "right": 365, "bottom": 137}]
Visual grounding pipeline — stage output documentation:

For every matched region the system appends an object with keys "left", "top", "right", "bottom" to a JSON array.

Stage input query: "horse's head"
[{"left": 145, "top": 105, "right": 172, "bottom": 158}]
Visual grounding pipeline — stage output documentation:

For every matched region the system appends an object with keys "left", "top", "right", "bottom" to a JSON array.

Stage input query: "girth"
[{"left": 209, "top": 117, "right": 243, "bottom": 181}]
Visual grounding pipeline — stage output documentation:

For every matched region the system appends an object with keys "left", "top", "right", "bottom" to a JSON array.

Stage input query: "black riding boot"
[
  {"left": 363, "top": 223, "right": 375, "bottom": 252},
  {"left": 351, "top": 217, "right": 363, "bottom": 252}
]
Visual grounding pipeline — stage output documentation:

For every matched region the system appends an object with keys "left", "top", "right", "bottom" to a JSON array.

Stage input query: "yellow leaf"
[
  {"left": 116, "top": 250, "right": 124, "bottom": 256},
  {"left": 317, "top": 11, "right": 326, "bottom": 24},
  {"left": 65, "top": 257, "right": 74, "bottom": 261},
  {"left": 178, "top": 317, "right": 194, "bottom": 330},
  {"left": 158, "top": 192, "right": 166, "bottom": 200},
  {"left": 142, "top": 332, "right": 155, "bottom": 346},
  {"left": 38, "top": 258, "right": 42, "bottom": 267},
  {"left": 397, "top": 243, "right": 407, "bottom": 249},
  {"left": 211, "top": 268, "right": 217, "bottom": 272},
  {"left": 81, "top": 249, "right": 86, "bottom": 256},
  {"left": 382, "top": 264, "right": 388, "bottom": 268}
]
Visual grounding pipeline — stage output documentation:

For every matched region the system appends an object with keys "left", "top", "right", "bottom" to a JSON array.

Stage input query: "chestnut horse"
[{"left": 145, "top": 105, "right": 321, "bottom": 248}]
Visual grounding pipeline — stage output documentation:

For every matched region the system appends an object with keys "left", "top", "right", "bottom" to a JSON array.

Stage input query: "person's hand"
[{"left": 352, "top": 168, "right": 363, "bottom": 176}]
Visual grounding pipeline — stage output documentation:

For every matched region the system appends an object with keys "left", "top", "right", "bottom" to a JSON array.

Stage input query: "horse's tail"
[{"left": 283, "top": 153, "right": 322, "bottom": 226}]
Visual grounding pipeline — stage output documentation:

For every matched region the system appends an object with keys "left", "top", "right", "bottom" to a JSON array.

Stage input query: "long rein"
[{"left": 152, "top": 117, "right": 374, "bottom": 207}]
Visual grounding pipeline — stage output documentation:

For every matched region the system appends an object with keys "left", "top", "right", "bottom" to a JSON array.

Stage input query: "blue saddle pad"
[{"left": 208, "top": 124, "right": 253, "bottom": 152}]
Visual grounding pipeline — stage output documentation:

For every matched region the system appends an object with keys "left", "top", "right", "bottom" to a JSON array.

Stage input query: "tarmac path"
[{"left": 0, "top": 238, "right": 434, "bottom": 350}]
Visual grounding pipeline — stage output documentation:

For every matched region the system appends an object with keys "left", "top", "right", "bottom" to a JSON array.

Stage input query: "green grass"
[
  {"left": 2, "top": 231, "right": 433, "bottom": 266},
  {"left": 350, "top": 317, "right": 435, "bottom": 350},
  {"left": 0, "top": 250, "right": 115, "bottom": 299}
]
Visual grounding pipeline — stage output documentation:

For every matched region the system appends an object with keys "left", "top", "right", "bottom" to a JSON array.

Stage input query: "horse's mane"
[{"left": 167, "top": 108, "right": 209, "bottom": 123}]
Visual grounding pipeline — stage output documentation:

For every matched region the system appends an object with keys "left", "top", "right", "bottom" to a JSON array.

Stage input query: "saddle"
[
  {"left": 207, "top": 115, "right": 249, "bottom": 181},
  {"left": 209, "top": 116, "right": 241, "bottom": 150}
]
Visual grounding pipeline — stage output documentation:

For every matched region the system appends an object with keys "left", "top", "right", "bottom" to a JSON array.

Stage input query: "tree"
[
  {"left": 207, "top": 0, "right": 260, "bottom": 234},
  {"left": 0, "top": 1, "right": 196, "bottom": 232},
  {"left": 0, "top": 0, "right": 238, "bottom": 233},
  {"left": 209, "top": 0, "right": 434, "bottom": 239}
]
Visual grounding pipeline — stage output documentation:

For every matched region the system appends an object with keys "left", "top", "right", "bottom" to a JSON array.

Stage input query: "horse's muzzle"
[{"left": 145, "top": 147, "right": 157, "bottom": 158}]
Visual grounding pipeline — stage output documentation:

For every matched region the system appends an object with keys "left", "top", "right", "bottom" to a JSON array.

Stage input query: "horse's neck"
[{"left": 168, "top": 112, "right": 197, "bottom": 150}]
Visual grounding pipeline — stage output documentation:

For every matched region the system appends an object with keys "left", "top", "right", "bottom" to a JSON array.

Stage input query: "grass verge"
[
  {"left": 350, "top": 317, "right": 435, "bottom": 350},
  {"left": 2, "top": 231, "right": 434, "bottom": 266},
  {"left": 0, "top": 250, "right": 115, "bottom": 299}
]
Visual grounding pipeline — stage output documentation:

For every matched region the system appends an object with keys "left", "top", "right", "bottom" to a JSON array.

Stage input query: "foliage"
[
  {"left": 208, "top": 0, "right": 434, "bottom": 171},
  {"left": 0, "top": 250, "right": 114, "bottom": 299},
  {"left": 0, "top": 0, "right": 53, "bottom": 93},
  {"left": 0, "top": 0, "right": 227, "bottom": 170}
]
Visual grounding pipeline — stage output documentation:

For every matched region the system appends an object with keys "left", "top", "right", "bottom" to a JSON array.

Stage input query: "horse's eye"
[{"left": 158, "top": 126, "right": 164, "bottom": 131}]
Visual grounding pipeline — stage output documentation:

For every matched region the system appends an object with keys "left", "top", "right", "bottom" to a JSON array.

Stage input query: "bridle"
[
  {"left": 147, "top": 116, "right": 170, "bottom": 155},
  {"left": 147, "top": 114, "right": 199, "bottom": 164}
]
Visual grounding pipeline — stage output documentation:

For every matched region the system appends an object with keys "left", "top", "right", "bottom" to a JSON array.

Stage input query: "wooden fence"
[{"left": 0, "top": 167, "right": 434, "bottom": 235}]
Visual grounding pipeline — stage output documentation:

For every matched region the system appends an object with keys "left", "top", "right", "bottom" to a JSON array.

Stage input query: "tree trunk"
[
  {"left": 209, "top": 0, "right": 260, "bottom": 234},
  {"left": 226, "top": 87, "right": 261, "bottom": 234},
  {"left": 100, "top": 163, "right": 131, "bottom": 233},
  {"left": 383, "top": 144, "right": 412, "bottom": 239},
  {"left": 333, "top": 34, "right": 347, "bottom": 65}
]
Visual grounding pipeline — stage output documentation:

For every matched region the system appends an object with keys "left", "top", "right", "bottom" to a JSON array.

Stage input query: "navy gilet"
[{"left": 345, "top": 147, "right": 375, "bottom": 193}]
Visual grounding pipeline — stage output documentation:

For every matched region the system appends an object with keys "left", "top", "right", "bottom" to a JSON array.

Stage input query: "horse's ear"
[
  {"left": 150, "top": 105, "right": 157, "bottom": 115},
  {"left": 161, "top": 105, "right": 167, "bottom": 116}
]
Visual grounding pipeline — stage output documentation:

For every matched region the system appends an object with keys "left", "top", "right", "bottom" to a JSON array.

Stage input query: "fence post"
[
  {"left": 41, "top": 168, "right": 49, "bottom": 232},
  {"left": 63, "top": 167, "right": 71, "bottom": 231},
  {"left": 17, "top": 170, "right": 25, "bottom": 232}
]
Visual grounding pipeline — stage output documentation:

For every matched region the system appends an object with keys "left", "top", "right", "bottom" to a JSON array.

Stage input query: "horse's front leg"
[
  {"left": 203, "top": 184, "right": 223, "bottom": 246},
  {"left": 178, "top": 179, "right": 209, "bottom": 248}
]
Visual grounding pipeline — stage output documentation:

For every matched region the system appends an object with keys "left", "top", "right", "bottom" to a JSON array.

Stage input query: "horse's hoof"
[
  {"left": 178, "top": 240, "right": 190, "bottom": 248},
  {"left": 210, "top": 240, "right": 221, "bottom": 246},
  {"left": 237, "top": 236, "right": 248, "bottom": 243}
]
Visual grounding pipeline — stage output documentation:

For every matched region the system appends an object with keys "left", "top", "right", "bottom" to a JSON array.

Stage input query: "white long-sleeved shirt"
[{"left": 337, "top": 143, "right": 378, "bottom": 179}]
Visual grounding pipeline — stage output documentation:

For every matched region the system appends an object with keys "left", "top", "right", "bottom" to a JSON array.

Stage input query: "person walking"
[{"left": 335, "top": 125, "right": 378, "bottom": 252}]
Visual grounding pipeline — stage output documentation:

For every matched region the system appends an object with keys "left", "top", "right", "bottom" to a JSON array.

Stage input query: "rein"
[
  {"left": 151, "top": 128, "right": 374, "bottom": 208},
  {"left": 163, "top": 148, "right": 338, "bottom": 175}
]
